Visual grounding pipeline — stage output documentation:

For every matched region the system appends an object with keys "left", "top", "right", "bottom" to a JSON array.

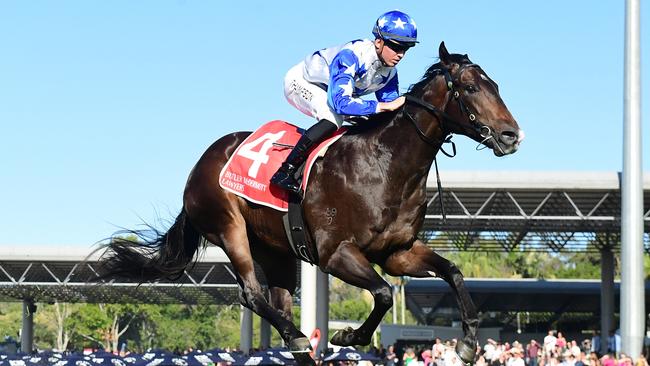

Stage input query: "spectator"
[
  {"left": 635, "top": 355, "right": 648, "bottom": 366},
  {"left": 545, "top": 331, "right": 558, "bottom": 357},
  {"left": 509, "top": 349, "right": 526, "bottom": 366},
  {"left": 601, "top": 353, "right": 617, "bottom": 366},
  {"left": 560, "top": 351, "right": 576, "bottom": 366},
  {"left": 485, "top": 339, "right": 498, "bottom": 363},
  {"left": 475, "top": 355, "right": 487, "bottom": 366},
  {"left": 547, "top": 357, "right": 561, "bottom": 366},
  {"left": 493, "top": 341, "right": 505, "bottom": 364},
  {"left": 608, "top": 331, "right": 621, "bottom": 358},
  {"left": 591, "top": 331, "right": 601, "bottom": 356},
  {"left": 434, "top": 338, "right": 446, "bottom": 362},
  {"left": 557, "top": 333, "right": 567, "bottom": 351},
  {"left": 618, "top": 354, "right": 633, "bottom": 366},
  {"left": 403, "top": 348, "right": 416, "bottom": 366},
  {"left": 588, "top": 352, "right": 602, "bottom": 366},
  {"left": 570, "top": 341, "right": 582, "bottom": 359},
  {"left": 492, "top": 351, "right": 507, "bottom": 366},
  {"left": 384, "top": 345, "right": 398, "bottom": 366},
  {"left": 575, "top": 352, "right": 588, "bottom": 366},
  {"left": 443, "top": 347, "right": 464, "bottom": 366},
  {"left": 422, "top": 349, "right": 433, "bottom": 366},
  {"left": 527, "top": 340, "right": 540, "bottom": 366}
]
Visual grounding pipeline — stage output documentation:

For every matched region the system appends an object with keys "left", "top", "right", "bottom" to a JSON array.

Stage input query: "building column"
[
  {"left": 315, "top": 270, "right": 329, "bottom": 355},
  {"left": 21, "top": 299, "right": 35, "bottom": 353},
  {"left": 600, "top": 247, "right": 615, "bottom": 355},
  {"left": 300, "top": 262, "right": 317, "bottom": 339},
  {"left": 260, "top": 318, "right": 271, "bottom": 349},
  {"left": 621, "top": 0, "right": 645, "bottom": 357},
  {"left": 393, "top": 285, "right": 398, "bottom": 323},
  {"left": 240, "top": 306, "right": 253, "bottom": 354},
  {"left": 401, "top": 281, "right": 406, "bottom": 325}
]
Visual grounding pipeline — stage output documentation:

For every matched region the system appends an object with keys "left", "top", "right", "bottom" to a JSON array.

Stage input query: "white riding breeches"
[{"left": 283, "top": 63, "right": 344, "bottom": 128}]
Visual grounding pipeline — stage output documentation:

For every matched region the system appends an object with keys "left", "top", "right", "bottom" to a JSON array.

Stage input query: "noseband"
[{"left": 404, "top": 64, "right": 505, "bottom": 155}]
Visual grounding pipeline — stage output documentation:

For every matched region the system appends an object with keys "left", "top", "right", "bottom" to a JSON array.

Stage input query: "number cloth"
[{"left": 219, "top": 120, "right": 346, "bottom": 211}]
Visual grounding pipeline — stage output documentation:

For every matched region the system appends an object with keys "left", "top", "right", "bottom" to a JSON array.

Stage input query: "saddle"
[{"left": 218, "top": 120, "right": 346, "bottom": 264}]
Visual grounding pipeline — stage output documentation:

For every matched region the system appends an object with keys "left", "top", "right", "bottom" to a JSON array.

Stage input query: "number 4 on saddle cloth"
[{"left": 219, "top": 120, "right": 346, "bottom": 264}]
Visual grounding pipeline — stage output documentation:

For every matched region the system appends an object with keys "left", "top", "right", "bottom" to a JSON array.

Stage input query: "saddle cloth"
[{"left": 219, "top": 120, "right": 346, "bottom": 211}]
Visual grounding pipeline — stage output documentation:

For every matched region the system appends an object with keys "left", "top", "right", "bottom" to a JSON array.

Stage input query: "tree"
[
  {"left": 54, "top": 302, "right": 72, "bottom": 351},
  {"left": 66, "top": 303, "right": 136, "bottom": 351},
  {"left": 0, "top": 303, "right": 21, "bottom": 339},
  {"left": 31, "top": 302, "right": 77, "bottom": 350}
]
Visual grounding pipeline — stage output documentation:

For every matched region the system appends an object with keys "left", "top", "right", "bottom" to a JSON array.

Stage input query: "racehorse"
[{"left": 98, "top": 42, "right": 523, "bottom": 365}]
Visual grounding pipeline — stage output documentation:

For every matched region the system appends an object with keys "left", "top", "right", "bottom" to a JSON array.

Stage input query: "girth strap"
[{"left": 281, "top": 163, "right": 319, "bottom": 265}]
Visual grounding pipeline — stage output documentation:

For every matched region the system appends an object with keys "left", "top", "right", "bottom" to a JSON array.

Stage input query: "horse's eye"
[{"left": 465, "top": 85, "right": 478, "bottom": 93}]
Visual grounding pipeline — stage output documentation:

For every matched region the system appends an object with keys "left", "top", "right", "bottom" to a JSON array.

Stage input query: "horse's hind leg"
[
  {"left": 253, "top": 244, "right": 315, "bottom": 366},
  {"left": 322, "top": 241, "right": 393, "bottom": 347},
  {"left": 211, "top": 219, "right": 309, "bottom": 353},
  {"left": 382, "top": 240, "right": 478, "bottom": 364}
]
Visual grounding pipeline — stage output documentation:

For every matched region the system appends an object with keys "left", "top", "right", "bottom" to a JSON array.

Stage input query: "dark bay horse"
[{"left": 98, "top": 42, "right": 523, "bottom": 364}]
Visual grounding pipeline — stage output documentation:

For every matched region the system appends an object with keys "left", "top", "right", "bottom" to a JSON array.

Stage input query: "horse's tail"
[{"left": 97, "top": 209, "right": 203, "bottom": 282}]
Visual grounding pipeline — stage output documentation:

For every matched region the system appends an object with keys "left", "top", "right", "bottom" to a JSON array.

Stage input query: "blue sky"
[{"left": 0, "top": 1, "right": 647, "bottom": 247}]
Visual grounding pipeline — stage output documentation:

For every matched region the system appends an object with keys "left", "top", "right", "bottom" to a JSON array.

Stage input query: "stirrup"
[
  {"left": 271, "top": 163, "right": 293, "bottom": 183},
  {"left": 271, "top": 171, "right": 302, "bottom": 195},
  {"left": 276, "top": 179, "right": 302, "bottom": 197}
]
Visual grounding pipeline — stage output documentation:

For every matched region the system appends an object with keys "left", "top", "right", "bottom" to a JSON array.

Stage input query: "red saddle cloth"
[{"left": 219, "top": 120, "right": 346, "bottom": 211}]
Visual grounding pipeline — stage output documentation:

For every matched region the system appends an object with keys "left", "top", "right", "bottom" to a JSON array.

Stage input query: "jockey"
[{"left": 270, "top": 10, "right": 418, "bottom": 195}]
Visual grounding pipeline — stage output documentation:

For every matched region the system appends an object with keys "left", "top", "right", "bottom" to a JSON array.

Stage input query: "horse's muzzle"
[
  {"left": 494, "top": 127, "right": 524, "bottom": 156},
  {"left": 499, "top": 128, "right": 519, "bottom": 145}
]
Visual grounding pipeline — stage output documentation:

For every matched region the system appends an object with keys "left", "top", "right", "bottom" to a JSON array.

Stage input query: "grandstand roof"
[
  {"left": 0, "top": 245, "right": 246, "bottom": 304},
  {"left": 405, "top": 278, "right": 650, "bottom": 325},
  {"left": 0, "top": 171, "right": 648, "bottom": 305},
  {"left": 422, "top": 171, "right": 650, "bottom": 252}
]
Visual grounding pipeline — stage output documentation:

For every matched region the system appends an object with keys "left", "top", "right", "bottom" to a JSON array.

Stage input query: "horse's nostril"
[{"left": 500, "top": 130, "right": 518, "bottom": 144}]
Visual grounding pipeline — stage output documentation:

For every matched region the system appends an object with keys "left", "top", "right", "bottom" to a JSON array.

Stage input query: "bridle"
[
  {"left": 404, "top": 63, "right": 505, "bottom": 155},
  {"left": 403, "top": 63, "right": 505, "bottom": 220}
]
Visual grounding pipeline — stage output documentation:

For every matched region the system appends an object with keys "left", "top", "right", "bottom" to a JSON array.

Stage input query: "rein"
[
  {"left": 403, "top": 91, "right": 454, "bottom": 222},
  {"left": 403, "top": 95, "right": 456, "bottom": 156},
  {"left": 402, "top": 63, "right": 502, "bottom": 221}
]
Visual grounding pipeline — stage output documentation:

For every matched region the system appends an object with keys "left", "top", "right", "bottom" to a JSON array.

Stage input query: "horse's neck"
[
  {"left": 371, "top": 88, "right": 447, "bottom": 188},
  {"left": 376, "top": 117, "right": 440, "bottom": 180}
]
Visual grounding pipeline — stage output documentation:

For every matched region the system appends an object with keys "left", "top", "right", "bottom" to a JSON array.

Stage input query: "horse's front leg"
[
  {"left": 382, "top": 240, "right": 479, "bottom": 365},
  {"left": 322, "top": 241, "right": 393, "bottom": 347}
]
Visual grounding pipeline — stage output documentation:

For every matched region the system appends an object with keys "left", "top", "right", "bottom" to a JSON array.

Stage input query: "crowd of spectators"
[
  {"left": 370, "top": 330, "right": 649, "bottom": 366},
  {"left": 5, "top": 329, "right": 648, "bottom": 366}
]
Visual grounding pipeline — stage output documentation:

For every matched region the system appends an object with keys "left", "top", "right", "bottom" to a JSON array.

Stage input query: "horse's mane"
[
  {"left": 344, "top": 52, "right": 473, "bottom": 135},
  {"left": 344, "top": 111, "right": 397, "bottom": 135},
  {"left": 407, "top": 53, "right": 473, "bottom": 96}
]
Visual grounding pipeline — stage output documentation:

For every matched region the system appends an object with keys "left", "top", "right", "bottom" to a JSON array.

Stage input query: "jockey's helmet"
[{"left": 372, "top": 10, "right": 418, "bottom": 47}]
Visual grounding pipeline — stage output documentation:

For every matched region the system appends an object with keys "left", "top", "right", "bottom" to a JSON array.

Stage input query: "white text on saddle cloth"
[{"left": 218, "top": 120, "right": 346, "bottom": 212}]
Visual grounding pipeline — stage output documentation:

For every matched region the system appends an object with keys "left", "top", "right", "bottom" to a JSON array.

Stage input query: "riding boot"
[{"left": 271, "top": 119, "right": 337, "bottom": 195}]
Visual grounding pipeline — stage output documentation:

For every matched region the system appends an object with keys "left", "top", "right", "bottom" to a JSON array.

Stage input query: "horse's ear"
[{"left": 439, "top": 41, "right": 451, "bottom": 65}]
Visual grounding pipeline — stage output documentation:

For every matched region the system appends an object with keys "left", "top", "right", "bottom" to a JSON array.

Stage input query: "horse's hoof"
[
  {"left": 292, "top": 352, "right": 316, "bottom": 366},
  {"left": 289, "top": 337, "right": 312, "bottom": 353},
  {"left": 455, "top": 340, "right": 476, "bottom": 365},
  {"left": 330, "top": 327, "right": 357, "bottom": 346}
]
